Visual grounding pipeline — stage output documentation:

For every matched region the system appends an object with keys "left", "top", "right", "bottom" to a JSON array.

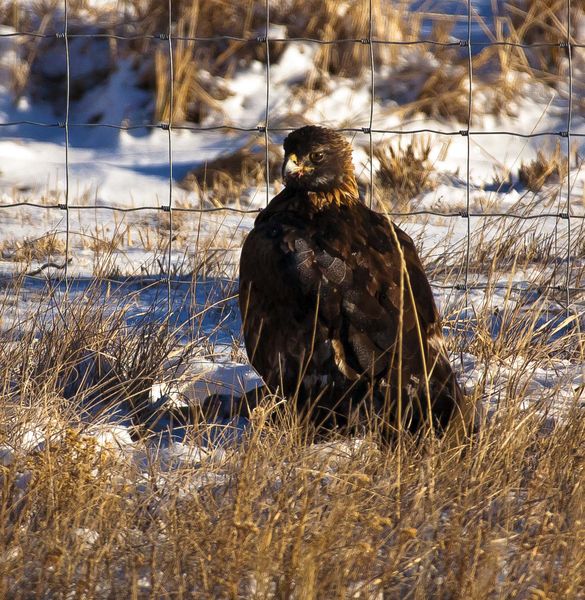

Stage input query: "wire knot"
[
  {"left": 360, "top": 38, "right": 371, "bottom": 45},
  {"left": 256, "top": 35, "right": 267, "bottom": 43},
  {"left": 161, "top": 205, "right": 171, "bottom": 213},
  {"left": 361, "top": 127, "right": 371, "bottom": 134},
  {"left": 157, "top": 33, "right": 169, "bottom": 40}
]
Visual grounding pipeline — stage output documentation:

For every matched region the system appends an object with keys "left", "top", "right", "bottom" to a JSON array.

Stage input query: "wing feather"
[{"left": 239, "top": 189, "right": 464, "bottom": 432}]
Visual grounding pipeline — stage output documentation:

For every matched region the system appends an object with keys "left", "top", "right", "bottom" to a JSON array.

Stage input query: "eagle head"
[{"left": 282, "top": 126, "right": 356, "bottom": 194}]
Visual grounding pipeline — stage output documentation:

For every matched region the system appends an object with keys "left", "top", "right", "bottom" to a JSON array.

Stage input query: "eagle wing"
[{"left": 239, "top": 195, "right": 445, "bottom": 403}]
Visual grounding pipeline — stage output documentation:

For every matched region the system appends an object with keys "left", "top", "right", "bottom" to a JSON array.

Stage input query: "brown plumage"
[{"left": 239, "top": 125, "right": 470, "bottom": 435}]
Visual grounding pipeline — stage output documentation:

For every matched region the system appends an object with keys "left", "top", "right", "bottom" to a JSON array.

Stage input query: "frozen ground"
[{"left": 0, "top": 1, "right": 584, "bottom": 460}]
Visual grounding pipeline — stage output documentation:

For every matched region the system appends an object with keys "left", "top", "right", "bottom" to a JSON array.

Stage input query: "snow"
[{"left": 0, "top": 1, "right": 584, "bottom": 467}]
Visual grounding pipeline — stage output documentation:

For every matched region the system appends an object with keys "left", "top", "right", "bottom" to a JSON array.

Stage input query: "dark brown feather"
[{"left": 239, "top": 126, "right": 470, "bottom": 435}]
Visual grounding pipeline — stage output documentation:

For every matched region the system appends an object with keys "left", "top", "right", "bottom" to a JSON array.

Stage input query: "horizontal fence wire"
[
  {"left": 3, "top": 28, "right": 585, "bottom": 49},
  {"left": 7, "top": 271, "right": 584, "bottom": 296},
  {"left": 1, "top": 204, "right": 583, "bottom": 220},
  {"left": 1, "top": 122, "right": 584, "bottom": 138},
  {"left": 0, "top": 1, "right": 583, "bottom": 299}
]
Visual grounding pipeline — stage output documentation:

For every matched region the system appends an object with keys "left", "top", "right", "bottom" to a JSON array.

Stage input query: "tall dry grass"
[
  {"left": 0, "top": 219, "right": 583, "bottom": 597},
  {"left": 5, "top": 0, "right": 583, "bottom": 125},
  {"left": 0, "top": 372, "right": 583, "bottom": 597}
]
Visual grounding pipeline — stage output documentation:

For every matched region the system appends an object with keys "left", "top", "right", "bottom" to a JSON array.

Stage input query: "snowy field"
[{"left": 0, "top": 1, "right": 584, "bottom": 596}]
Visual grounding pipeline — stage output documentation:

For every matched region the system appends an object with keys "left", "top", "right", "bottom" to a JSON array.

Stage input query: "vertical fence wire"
[
  {"left": 263, "top": 0, "right": 271, "bottom": 207},
  {"left": 367, "top": 0, "right": 375, "bottom": 208},
  {"left": 63, "top": 0, "right": 71, "bottom": 281},
  {"left": 166, "top": 0, "right": 175, "bottom": 313},
  {"left": 464, "top": 0, "right": 473, "bottom": 301},
  {"left": 565, "top": 0, "right": 574, "bottom": 312}
]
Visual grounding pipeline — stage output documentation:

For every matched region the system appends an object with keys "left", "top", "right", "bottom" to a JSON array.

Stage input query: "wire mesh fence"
[{"left": 0, "top": 0, "right": 583, "bottom": 314}]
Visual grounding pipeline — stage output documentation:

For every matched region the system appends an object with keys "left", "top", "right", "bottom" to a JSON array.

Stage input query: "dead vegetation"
[
  {"left": 181, "top": 139, "right": 282, "bottom": 205},
  {"left": 136, "top": 0, "right": 409, "bottom": 122},
  {"left": 0, "top": 280, "right": 196, "bottom": 430},
  {"left": 504, "top": 0, "right": 581, "bottom": 72},
  {"left": 84, "top": 225, "right": 130, "bottom": 255},
  {"left": 3, "top": 0, "right": 583, "bottom": 126},
  {"left": 518, "top": 143, "right": 568, "bottom": 191},
  {"left": 419, "top": 201, "right": 581, "bottom": 295},
  {"left": 0, "top": 2, "right": 584, "bottom": 592},
  {"left": 1, "top": 403, "right": 584, "bottom": 598},
  {"left": 374, "top": 138, "right": 437, "bottom": 207},
  {"left": 0, "top": 267, "right": 583, "bottom": 597},
  {"left": 0, "top": 183, "right": 582, "bottom": 597},
  {"left": 0, "top": 233, "right": 66, "bottom": 263}
]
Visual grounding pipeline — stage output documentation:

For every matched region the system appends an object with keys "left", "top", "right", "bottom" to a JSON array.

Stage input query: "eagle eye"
[{"left": 309, "top": 151, "right": 325, "bottom": 164}]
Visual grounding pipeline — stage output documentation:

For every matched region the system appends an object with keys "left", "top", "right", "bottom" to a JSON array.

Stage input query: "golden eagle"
[{"left": 239, "top": 125, "right": 471, "bottom": 436}]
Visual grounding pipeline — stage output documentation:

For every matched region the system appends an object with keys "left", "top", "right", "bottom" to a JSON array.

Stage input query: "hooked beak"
[{"left": 283, "top": 153, "right": 301, "bottom": 179}]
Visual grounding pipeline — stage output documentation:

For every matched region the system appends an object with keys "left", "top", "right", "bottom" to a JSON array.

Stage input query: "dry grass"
[
  {"left": 374, "top": 138, "right": 437, "bottom": 208},
  {"left": 418, "top": 209, "right": 581, "bottom": 306},
  {"left": 133, "top": 214, "right": 190, "bottom": 258},
  {"left": 150, "top": 0, "right": 408, "bottom": 123},
  {"left": 0, "top": 0, "right": 584, "bottom": 124},
  {"left": 140, "top": 0, "right": 509, "bottom": 125},
  {"left": 0, "top": 279, "right": 195, "bottom": 431},
  {"left": 84, "top": 225, "right": 130, "bottom": 255},
  {"left": 0, "top": 233, "right": 66, "bottom": 263},
  {"left": 518, "top": 143, "right": 568, "bottom": 192},
  {"left": 490, "top": 0, "right": 585, "bottom": 108},
  {"left": 7, "top": 0, "right": 581, "bottom": 126},
  {"left": 0, "top": 364, "right": 583, "bottom": 597},
  {"left": 504, "top": 0, "right": 580, "bottom": 72},
  {"left": 181, "top": 139, "right": 282, "bottom": 206},
  {"left": 0, "top": 231, "right": 583, "bottom": 597}
]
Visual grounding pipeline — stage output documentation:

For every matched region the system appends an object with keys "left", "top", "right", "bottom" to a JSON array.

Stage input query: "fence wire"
[{"left": 0, "top": 0, "right": 583, "bottom": 309}]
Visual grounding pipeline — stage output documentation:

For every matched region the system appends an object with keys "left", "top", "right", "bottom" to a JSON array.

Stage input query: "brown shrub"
[
  {"left": 374, "top": 139, "right": 436, "bottom": 207},
  {"left": 518, "top": 144, "right": 567, "bottom": 192},
  {"left": 1, "top": 233, "right": 66, "bottom": 263}
]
